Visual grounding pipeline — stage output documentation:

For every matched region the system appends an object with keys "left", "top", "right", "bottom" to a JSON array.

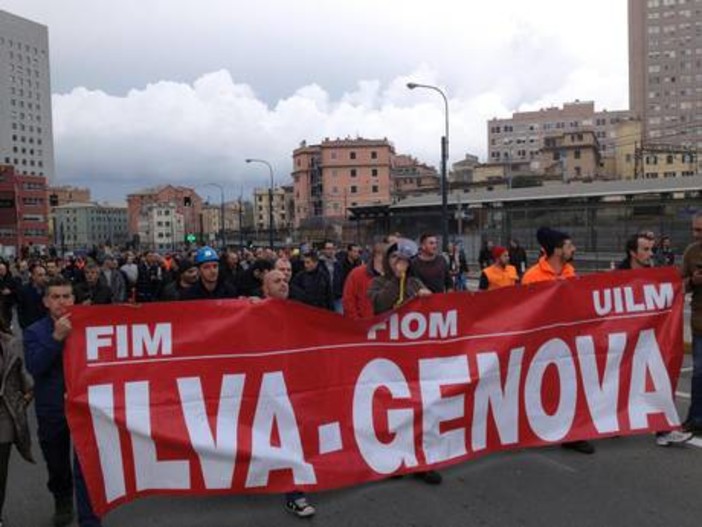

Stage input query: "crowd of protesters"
[{"left": 0, "top": 215, "right": 700, "bottom": 526}]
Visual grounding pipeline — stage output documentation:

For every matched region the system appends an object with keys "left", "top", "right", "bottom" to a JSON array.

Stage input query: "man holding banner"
[
  {"left": 24, "top": 277, "right": 102, "bottom": 527},
  {"left": 522, "top": 227, "right": 595, "bottom": 455}
]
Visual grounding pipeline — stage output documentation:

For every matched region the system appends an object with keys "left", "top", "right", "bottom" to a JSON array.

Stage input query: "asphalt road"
[{"left": 4, "top": 356, "right": 700, "bottom": 527}]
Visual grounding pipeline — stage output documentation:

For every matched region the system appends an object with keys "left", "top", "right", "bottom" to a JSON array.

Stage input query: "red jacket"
[{"left": 342, "top": 263, "right": 379, "bottom": 320}]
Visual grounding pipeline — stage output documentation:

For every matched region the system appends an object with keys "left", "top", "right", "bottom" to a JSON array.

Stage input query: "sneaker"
[
  {"left": 414, "top": 470, "right": 442, "bottom": 485},
  {"left": 561, "top": 440, "right": 596, "bottom": 454},
  {"left": 656, "top": 430, "right": 693, "bottom": 446},
  {"left": 285, "top": 496, "right": 316, "bottom": 518},
  {"left": 53, "top": 496, "right": 74, "bottom": 527}
]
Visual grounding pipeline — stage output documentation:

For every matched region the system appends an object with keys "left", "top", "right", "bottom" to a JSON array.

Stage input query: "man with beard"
[
  {"left": 616, "top": 233, "right": 692, "bottom": 446},
  {"left": 180, "top": 247, "right": 237, "bottom": 300},
  {"left": 478, "top": 246, "right": 518, "bottom": 291},
  {"left": 523, "top": 227, "right": 594, "bottom": 455},
  {"left": 160, "top": 259, "right": 199, "bottom": 301},
  {"left": 522, "top": 227, "right": 576, "bottom": 285}
]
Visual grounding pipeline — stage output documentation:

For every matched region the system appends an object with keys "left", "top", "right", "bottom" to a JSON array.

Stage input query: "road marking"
[
  {"left": 688, "top": 438, "right": 702, "bottom": 449},
  {"left": 676, "top": 391, "right": 691, "bottom": 399}
]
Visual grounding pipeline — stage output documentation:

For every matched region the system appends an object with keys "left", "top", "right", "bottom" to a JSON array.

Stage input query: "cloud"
[{"left": 52, "top": 61, "right": 628, "bottom": 200}]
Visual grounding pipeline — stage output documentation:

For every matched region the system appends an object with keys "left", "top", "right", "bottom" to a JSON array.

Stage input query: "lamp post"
[
  {"left": 407, "top": 82, "right": 450, "bottom": 252},
  {"left": 245, "top": 158, "right": 275, "bottom": 248},
  {"left": 203, "top": 183, "right": 225, "bottom": 248}
]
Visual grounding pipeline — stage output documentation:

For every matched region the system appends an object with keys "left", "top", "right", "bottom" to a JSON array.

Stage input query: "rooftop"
[{"left": 390, "top": 175, "right": 702, "bottom": 209}]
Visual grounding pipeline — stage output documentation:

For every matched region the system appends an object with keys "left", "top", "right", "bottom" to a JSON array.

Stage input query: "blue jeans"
[{"left": 687, "top": 335, "right": 702, "bottom": 426}]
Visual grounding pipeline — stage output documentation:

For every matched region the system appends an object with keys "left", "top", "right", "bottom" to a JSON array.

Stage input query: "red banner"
[{"left": 64, "top": 267, "right": 685, "bottom": 515}]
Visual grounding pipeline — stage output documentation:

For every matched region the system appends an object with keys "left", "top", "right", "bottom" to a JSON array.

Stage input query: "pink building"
[
  {"left": 292, "top": 138, "right": 394, "bottom": 227},
  {"left": 126, "top": 185, "right": 202, "bottom": 240}
]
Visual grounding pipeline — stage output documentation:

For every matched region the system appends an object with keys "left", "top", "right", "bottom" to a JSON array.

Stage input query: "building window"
[
  {"left": 350, "top": 151, "right": 356, "bottom": 160},
  {"left": 350, "top": 186, "right": 357, "bottom": 194},
  {"left": 574, "top": 149, "right": 581, "bottom": 159},
  {"left": 350, "top": 169, "right": 357, "bottom": 177},
  {"left": 372, "top": 185, "right": 379, "bottom": 193},
  {"left": 372, "top": 169, "right": 378, "bottom": 177},
  {"left": 371, "top": 151, "right": 377, "bottom": 159}
]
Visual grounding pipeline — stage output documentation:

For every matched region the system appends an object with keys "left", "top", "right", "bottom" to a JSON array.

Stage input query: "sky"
[{"left": 1, "top": 0, "right": 630, "bottom": 202}]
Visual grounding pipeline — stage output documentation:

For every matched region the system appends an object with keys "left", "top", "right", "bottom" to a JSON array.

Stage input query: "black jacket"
[
  {"left": 16, "top": 283, "right": 47, "bottom": 330},
  {"left": 291, "top": 266, "right": 334, "bottom": 310},
  {"left": 179, "top": 280, "right": 238, "bottom": 301},
  {"left": 74, "top": 280, "right": 113, "bottom": 305}
]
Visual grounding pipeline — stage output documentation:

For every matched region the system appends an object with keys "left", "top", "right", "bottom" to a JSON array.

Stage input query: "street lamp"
[
  {"left": 407, "top": 82, "right": 450, "bottom": 252},
  {"left": 245, "top": 158, "right": 275, "bottom": 249},
  {"left": 204, "top": 182, "right": 226, "bottom": 248}
]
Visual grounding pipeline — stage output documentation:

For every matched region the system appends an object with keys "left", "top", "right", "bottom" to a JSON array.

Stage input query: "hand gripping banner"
[{"left": 64, "top": 267, "right": 685, "bottom": 515}]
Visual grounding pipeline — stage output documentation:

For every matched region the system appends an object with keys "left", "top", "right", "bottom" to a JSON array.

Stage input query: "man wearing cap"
[
  {"left": 478, "top": 246, "right": 518, "bottom": 291},
  {"left": 180, "top": 246, "right": 237, "bottom": 300},
  {"left": 160, "top": 259, "right": 199, "bottom": 301},
  {"left": 522, "top": 228, "right": 595, "bottom": 455},
  {"left": 522, "top": 227, "right": 576, "bottom": 285}
]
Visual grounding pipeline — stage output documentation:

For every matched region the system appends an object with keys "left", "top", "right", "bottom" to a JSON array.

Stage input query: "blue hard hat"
[{"left": 195, "top": 246, "right": 219, "bottom": 265}]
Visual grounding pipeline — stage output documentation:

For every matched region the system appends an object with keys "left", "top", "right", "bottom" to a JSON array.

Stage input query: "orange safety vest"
[
  {"left": 522, "top": 256, "right": 576, "bottom": 285},
  {"left": 483, "top": 264, "right": 518, "bottom": 290}
]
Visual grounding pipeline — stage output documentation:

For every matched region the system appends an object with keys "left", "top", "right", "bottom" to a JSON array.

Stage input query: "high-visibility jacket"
[
  {"left": 482, "top": 264, "right": 518, "bottom": 290},
  {"left": 522, "top": 256, "right": 576, "bottom": 285}
]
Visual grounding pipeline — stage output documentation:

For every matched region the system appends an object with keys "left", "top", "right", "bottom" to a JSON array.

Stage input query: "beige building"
[
  {"left": 487, "top": 101, "right": 634, "bottom": 170},
  {"left": 391, "top": 154, "right": 439, "bottom": 201},
  {"left": 629, "top": 0, "right": 702, "bottom": 152},
  {"left": 451, "top": 154, "right": 480, "bottom": 185},
  {"left": 201, "top": 201, "right": 248, "bottom": 242},
  {"left": 292, "top": 138, "right": 394, "bottom": 226},
  {"left": 253, "top": 185, "right": 294, "bottom": 231}
]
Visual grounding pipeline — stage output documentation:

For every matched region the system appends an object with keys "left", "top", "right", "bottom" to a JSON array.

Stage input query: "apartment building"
[
  {"left": 0, "top": 10, "right": 55, "bottom": 180},
  {"left": 127, "top": 184, "right": 202, "bottom": 238},
  {"left": 487, "top": 101, "right": 634, "bottom": 171},
  {"left": 629, "top": 0, "right": 702, "bottom": 150},
  {"left": 0, "top": 164, "right": 49, "bottom": 255},
  {"left": 292, "top": 138, "right": 394, "bottom": 226},
  {"left": 52, "top": 202, "right": 128, "bottom": 250}
]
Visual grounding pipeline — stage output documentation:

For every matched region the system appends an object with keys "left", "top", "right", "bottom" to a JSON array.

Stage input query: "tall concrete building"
[
  {"left": 629, "top": 0, "right": 702, "bottom": 150},
  {"left": 0, "top": 10, "right": 55, "bottom": 180}
]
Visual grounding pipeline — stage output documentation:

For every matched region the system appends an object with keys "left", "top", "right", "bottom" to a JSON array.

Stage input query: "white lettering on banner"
[
  {"left": 419, "top": 356, "right": 471, "bottom": 464},
  {"left": 245, "top": 372, "right": 316, "bottom": 488},
  {"left": 576, "top": 333, "right": 626, "bottom": 433},
  {"left": 367, "top": 310, "right": 457, "bottom": 341},
  {"left": 628, "top": 329, "right": 679, "bottom": 429},
  {"left": 352, "top": 359, "right": 418, "bottom": 474},
  {"left": 524, "top": 339, "right": 577, "bottom": 442},
  {"left": 125, "top": 381, "right": 190, "bottom": 491},
  {"left": 86, "top": 324, "right": 172, "bottom": 361},
  {"left": 471, "top": 348, "right": 524, "bottom": 452},
  {"left": 88, "top": 384, "right": 126, "bottom": 502},
  {"left": 593, "top": 283, "right": 673, "bottom": 317},
  {"left": 177, "top": 375, "right": 245, "bottom": 489}
]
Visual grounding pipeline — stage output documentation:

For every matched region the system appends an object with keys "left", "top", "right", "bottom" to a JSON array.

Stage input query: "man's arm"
[{"left": 23, "top": 323, "right": 63, "bottom": 379}]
